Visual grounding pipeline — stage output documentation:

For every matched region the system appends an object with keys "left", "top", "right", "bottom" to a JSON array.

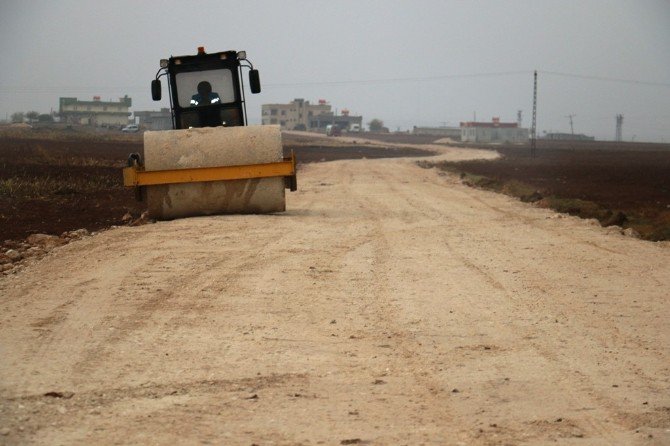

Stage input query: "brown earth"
[
  {"left": 0, "top": 134, "right": 145, "bottom": 241},
  {"left": 430, "top": 140, "right": 670, "bottom": 241},
  {"left": 0, "top": 138, "right": 668, "bottom": 445},
  {"left": 0, "top": 129, "right": 433, "bottom": 242},
  {"left": 4, "top": 128, "right": 668, "bottom": 244}
]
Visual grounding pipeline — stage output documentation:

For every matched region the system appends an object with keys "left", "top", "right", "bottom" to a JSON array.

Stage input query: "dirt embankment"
[{"left": 429, "top": 143, "right": 670, "bottom": 241}]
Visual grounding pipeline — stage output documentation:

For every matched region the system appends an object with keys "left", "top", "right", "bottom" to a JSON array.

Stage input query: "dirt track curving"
[{"left": 1, "top": 142, "right": 669, "bottom": 445}]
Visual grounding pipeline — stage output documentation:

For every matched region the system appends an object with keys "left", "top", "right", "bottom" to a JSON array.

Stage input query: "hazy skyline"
[{"left": 1, "top": 0, "right": 669, "bottom": 141}]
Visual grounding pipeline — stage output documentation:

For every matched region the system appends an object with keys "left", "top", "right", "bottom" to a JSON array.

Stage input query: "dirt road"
[{"left": 1, "top": 144, "right": 669, "bottom": 445}]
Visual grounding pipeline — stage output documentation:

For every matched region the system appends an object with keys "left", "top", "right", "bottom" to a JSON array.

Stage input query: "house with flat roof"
[
  {"left": 460, "top": 117, "right": 529, "bottom": 143},
  {"left": 59, "top": 95, "right": 132, "bottom": 127},
  {"left": 262, "top": 99, "right": 362, "bottom": 132},
  {"left": 413, "top": 126, "right": 461, "bottom": 139},
  {"left": 133, "top": 108, "right": 172, "bottom": 130},
  {"left": 544, "top": 132, "right": 595, "bottom": 141}
]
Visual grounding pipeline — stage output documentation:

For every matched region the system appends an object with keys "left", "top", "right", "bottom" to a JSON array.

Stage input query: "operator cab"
[{"left": 151, "top": 47, "right": 261, "bottom": 130}]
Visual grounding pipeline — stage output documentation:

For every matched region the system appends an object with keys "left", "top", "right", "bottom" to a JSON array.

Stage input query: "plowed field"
[
  {"left": 0, "top": 129, "right": 433, "bottom": 242},
  {"left": 430, "top": 141, "right": 670, "bottom": 240}
]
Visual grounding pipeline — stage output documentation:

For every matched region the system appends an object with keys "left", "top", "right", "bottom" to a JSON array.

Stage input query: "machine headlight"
[
  {"left": 160, "top": 59, "right": 168, "bottom": 68},
  {"left": 237, "top": 51, "right": 246, "bottom": 60}
]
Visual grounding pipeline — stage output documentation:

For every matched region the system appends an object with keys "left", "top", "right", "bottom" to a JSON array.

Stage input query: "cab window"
[{"left": 175, "top": 69, "right": 236, "bottom": 107}]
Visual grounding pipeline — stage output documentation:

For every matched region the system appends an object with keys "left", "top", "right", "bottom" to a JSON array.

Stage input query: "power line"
[
  {"left": 264, "top": 71, "right": 532, "bottom": 88},
  {"left": 616, "top": 114, "right": 624, "bottom": 142},
  {"left": 538, "top": 70, "right": 670, "bottom": 88},
  {"left": 1, "top": 70, "right": 668, "bottom": 91},
  {"left": 565, "top": 113, "right": 576, "bottom": 134},
  {"left": 0, "top": 86, "right": 146, "bottom": 93},
  {"left": 531, "top": 71, "right": 537, "bottom": 158},
  {"left": 268, "top": 70, "right": 670, "bottom": 88}
]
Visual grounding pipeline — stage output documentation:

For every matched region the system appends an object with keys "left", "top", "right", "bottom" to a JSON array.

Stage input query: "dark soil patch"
[
  {"left": 282, "top": 132, "right": 442, "bottom": 147},
  {"left": 341, "top": 133, "right": 442, "bottom": 145},
  {"left": 285, "top": 144, "right": 435, "bottom": 163},
  {"left": 0, "top": 137, "right": 145, "bottom": 241},
  {"left": 1, "top": 135, "right": 434, "bottom": 242},
  {"left": 430, "top": 142, "right": 670, "bottom": 241}
]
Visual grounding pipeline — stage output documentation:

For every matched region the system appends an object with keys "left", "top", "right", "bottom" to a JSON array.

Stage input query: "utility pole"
[
  {"left": 531, "top": 71, "right": 537, "bottom": 157},
  {"left": 565, "top": 114, "right": 576, "bottom": 135},
  {"left": 615, "top": 114, "right": 623, "bottom": 142},
  {"left": 517, "top": 110, "right": 522, "bottom": 126}
]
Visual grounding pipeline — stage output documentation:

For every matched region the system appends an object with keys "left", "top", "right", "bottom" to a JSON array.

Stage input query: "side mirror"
[
  {"left": 151, "top": 79, "right": 162, "bottom": 101},
  {"left": 249, "top": 69, "right": 261, "bottom": 94}
]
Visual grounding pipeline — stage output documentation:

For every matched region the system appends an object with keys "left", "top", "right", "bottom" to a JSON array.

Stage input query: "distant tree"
[
  {"left": 38, "top": 114, "right": 54, "bottom": 123},
  {"left": 11, "top": 112, "right": 24, "bottom": 123},
  {"left": 25, "top": 111, "right": 39, "bottom": 123},
  {"left": 368, "top": 118, "right": 384, "bottom": 132}
]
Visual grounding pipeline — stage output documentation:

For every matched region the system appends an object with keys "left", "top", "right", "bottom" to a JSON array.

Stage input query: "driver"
[{"left": 190, "top": 81, "right": 221, "bottom": 106}]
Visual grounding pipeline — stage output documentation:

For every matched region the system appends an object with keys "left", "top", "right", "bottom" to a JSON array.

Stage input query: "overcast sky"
[{"left": 1, "top": 0, "right": 669, "bottom": 142}]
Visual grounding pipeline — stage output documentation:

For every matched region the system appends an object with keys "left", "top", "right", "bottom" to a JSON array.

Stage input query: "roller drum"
[{"left": 143, "top": 125, "right": 285, "bottom": 219}]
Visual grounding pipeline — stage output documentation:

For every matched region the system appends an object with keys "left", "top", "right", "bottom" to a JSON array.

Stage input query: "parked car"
[
  {"left": 326, "top": 124, "right": 341, "bottom": 137},
  {"left": 121, "top": 124, "right": 139, "bottom": 133}
]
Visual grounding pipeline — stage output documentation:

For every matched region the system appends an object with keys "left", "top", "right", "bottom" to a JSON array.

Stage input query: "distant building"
[
  {"left": 134, "top": 108, "right": 172, "bottom": 130},
  {"left": 543, "top": 132, "right": 595, "bottom": 141},
  {"left": 59, "top": 95, "right": 132, "bottom": 127},
  {"left": 460, "top": 117, "right": 529, "bottom": 143},
  {"left": 413, "top": 126, "right": 461, "bottom": 139},
  {"left": 262, "top": 98, "right": 362, "bottom": 132}
]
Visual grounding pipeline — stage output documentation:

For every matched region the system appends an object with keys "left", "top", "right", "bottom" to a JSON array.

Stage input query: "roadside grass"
[
  {"left": 32, "top": 146, "right": 117, "bottom": 167},
  {"left": 0, "top": 136, "right": 128, "bottom": 200},
  {"left": 421, "top": 160, "right": 670, "bottom": 241},
  {"left": 0, "top": 174, "right": 120, "bottom": 199},
  {"left": 0, "top": 125, "right": 142, "bottom": 143},
  {"left": 624, "top": 211, "right": 670, "bottom": 241}
]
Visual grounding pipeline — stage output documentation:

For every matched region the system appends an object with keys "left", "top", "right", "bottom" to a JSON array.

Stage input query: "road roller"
[{"left": 123, "top": 47, "right": 296, "bottom": 219}]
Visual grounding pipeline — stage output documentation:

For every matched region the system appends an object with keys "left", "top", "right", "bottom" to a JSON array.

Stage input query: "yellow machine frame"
[{"left": 123, "top": 151, "right": 297, "bottom": 191}]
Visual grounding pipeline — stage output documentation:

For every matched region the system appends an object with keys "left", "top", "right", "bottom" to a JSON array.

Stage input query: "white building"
[
  {"left": 262, "top": 98, "right": 362, "bottom": 132},
  {"left": 413, "top": 126, "right": 461, "bottom": 139},
  {"left": 460, "top": 117, "right": 529, "bottom": 143},
  {"left": 134, "top": 108, "right": 172, "bottom": 130},
  {"left": 59, "top": 96, "right": 132, "bottom": 127}
]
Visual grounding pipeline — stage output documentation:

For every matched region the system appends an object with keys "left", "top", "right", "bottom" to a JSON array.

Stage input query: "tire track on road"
[{"left": 371, "top": 160, "right": 665, "bottom": 443}]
